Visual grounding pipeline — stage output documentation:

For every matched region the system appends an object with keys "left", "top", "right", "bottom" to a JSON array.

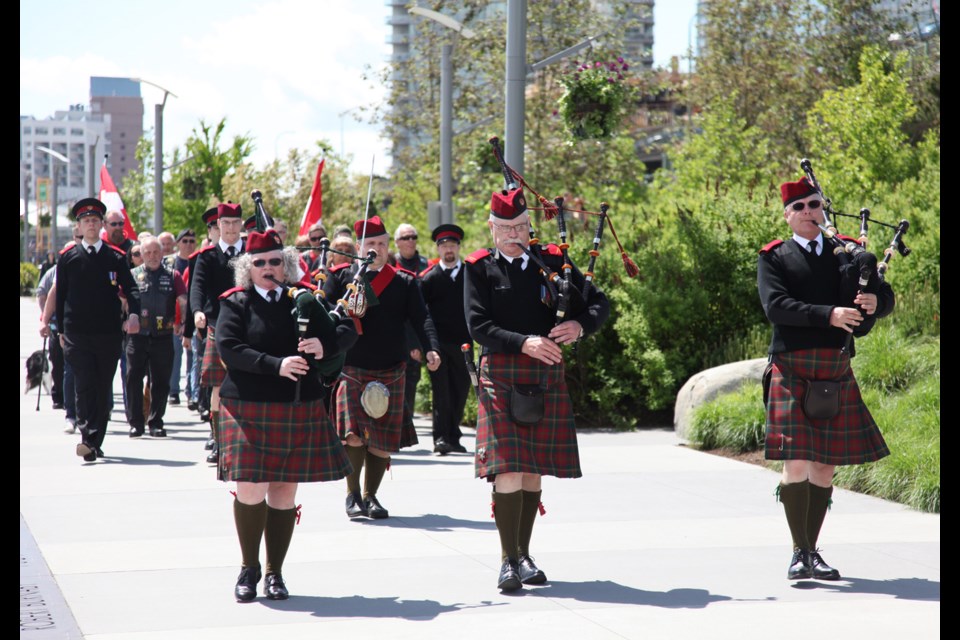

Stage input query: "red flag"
[
  {"left": 99, "top": 162, "right": 137, "bottom": 241},
  {"left": 298, "top": 159, "right": 324, "bottom": 238}
]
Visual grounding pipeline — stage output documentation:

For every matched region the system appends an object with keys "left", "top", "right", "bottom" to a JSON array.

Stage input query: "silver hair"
[
  {"left": 394, "top": 223, "right": 417, "bottom": 242},
  {"left": 233, "top": 246, "right": 301, "bottom": 289},
  {"left": 140, "top": 236, "right": 162, "bottom": 252}
]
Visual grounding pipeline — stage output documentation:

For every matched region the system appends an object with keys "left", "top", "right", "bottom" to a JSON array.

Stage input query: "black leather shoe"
[
  {"left": 150, "top": 428, "right": 167, "bottom": 438},
  {"left": 168, "top": 394, "right": 180, "bottom": 405},
  {"left": 129, "top": 427, "right": 144, "bottom": 438},
  {"left": 263, "top": 573, "right": 289, "bottom": 600},
  {"left": 95, "top": 447, "right": 104, "bottom": 459},
  {"left": 518, "top": 555, "right": 547, "bottom": 585},
  {"left": 52, "top": 402, "right": 64, "bottom": 410},
  {"left": 187, "top": 401, "right": 199, "bottom": 412},
  {"left": 497, "top": 558, "right": 522, "bottom": 591},
  {"left": 449, "top": 442, "right": 468, "bottom": 454},
  {"left": 206, "top": 445, "right": 219, "bottom": 464},
  {"left": 809, "top": 550, "right": 841, "bottom": 580},
  {"left": 200, "top": 410, "right": 211, "bottom": 422},
  {"left": 204, "top": 437, "right": 216, "bottom": 451},
  {"left": 364, "top": 495, "right": 389, "bottom": 519},
  {"left": 77, "top": 443, "right": 97, "bottom": 462},
  {"left": 345, "top": 492, "right": 367, "bottom": 519},
  {"left": 234, "top": 566, "right": 261, "bottom": 602},
  {"left": 787, "top": 548, "right": 812, "bottom": 580},
  {"left": 433, "top": 439, "right": 452, "bottom": 456}
]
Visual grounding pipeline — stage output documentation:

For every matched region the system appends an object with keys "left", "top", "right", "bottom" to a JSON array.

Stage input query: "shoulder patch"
[
  {"left": 218, "top": 286, "right": 245, "bottom": 300},
  {"left": 105, "top": 242, "right": 127, "bottom": 256},
  {"left": 328, "top": 262, "right": 351, "bottom": 273},
  {"left": 419, "top": 261, "right": 438, "bottom": 278},
  {"left": 759, "top": 239, "right": 784, "bottom": 254},
  {"left": 465, "top": 248, "right": 492, "bottom": 264},
  {"left": 543, "top": 243, "right": 563, "bottom": 257}
]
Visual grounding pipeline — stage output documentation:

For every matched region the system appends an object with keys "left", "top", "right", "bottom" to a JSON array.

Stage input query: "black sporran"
[{"left": 802, "top": 380, "right": 842, "bottom": 420}]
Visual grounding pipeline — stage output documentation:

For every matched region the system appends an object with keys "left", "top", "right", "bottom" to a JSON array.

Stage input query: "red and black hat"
[
  {"left": 218, "top": 202, "right": 243, "bottom": 219},
  {"left": 354, "top": 215, "right": 388, "bottom": 238},
  {"left": 780, "top": 177, "right": 818, "bottom": 206},
  {"left": 71, "top": 198, "right": 106, "bottom": 221},
  {"left": 246, "top": 229, "right": 284, "bottom": 254},
  {"left": 490, "top": 188, "right": 527, "bottom": 220},
  {"left": 202, "top": 206, "right": 220, "bottom": 226},
  {"left": 432, "top": 224, "right": 464, "bottom": 245},
  {"left": 243, "top": 215, "right": 258, "bottom": 232}
]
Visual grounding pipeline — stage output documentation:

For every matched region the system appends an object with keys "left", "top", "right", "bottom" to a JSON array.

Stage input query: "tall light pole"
[
  {"left": 131, "top": 78, "right": 177, "bottom": 234},
  {"left": 36, "top": 146, "right": 70, "bottom": 252},
  {"left": 408, "top": 6, "right": 476, "bottom": 224}
]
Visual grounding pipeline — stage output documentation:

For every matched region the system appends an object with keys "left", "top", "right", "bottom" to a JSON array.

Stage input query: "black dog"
[{"left": 24, "top": 350, "right": 51, "bottom": 395}]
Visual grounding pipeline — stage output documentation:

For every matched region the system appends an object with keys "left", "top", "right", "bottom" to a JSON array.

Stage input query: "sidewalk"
[{"left": 19, "top": 298, "right": 939, "bottom": 639}]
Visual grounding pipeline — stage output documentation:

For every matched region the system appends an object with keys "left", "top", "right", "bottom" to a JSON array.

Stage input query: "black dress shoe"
[
  {"left": 345, "top": 492, "right": 367, "bottom": 519},
  {"left": 364, "top": 495, "right": 389, "bottom": 519},
  {"left": 449, "top": 442, "right": 468, "bottom": 454},
  {"left": 206, "top": 445, "right": 219, "bottom": 464},
  {"left": 129, "top": 426, "right": 145, "bottom": 438},
  {"left": 168, "top": 394, "right": 180, "bottom": 405},
  {"left": 787, "top": 548, "right": 812, "bottom": 580},
  {"left": 77, "top": 443, "right": 97, "bottom": 462},
  {"left": 150, "top": 428, "right": 167, "bottom": 438},
  {"left": 809, "top": 550, "right": 841, "bottom": 580},
  {"left": 95, "top": 447, "right": 104, "bottom": 459},
  {"left": 187, "top": 401, "right": 199, "bottom": 412},
  {"left": 433, "top": 439, "right": 452, "bottom": 456},
  {"left": 200, "top": 410, "right": 211, "bottom": 422},
  {"left": 263, "top": 573, "right": 289, "bottom": 600},
  {"left": 204, "top": 437, "right": 216, "bottom": 451},
  {"left": 52, "top": 402, "right": 64, "bottom": 410},
  {"left": 234, "top": 566, "right": 261, "bottom": 602},
  {"left": 518, "top": 555, "right": 547, "bottom": 585},
  {"left": 497, "top": 558, "right": 522, "bottom": 591}
]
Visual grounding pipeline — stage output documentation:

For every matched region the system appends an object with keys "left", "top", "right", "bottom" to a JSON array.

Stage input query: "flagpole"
[{"left": 358, "top": 155, "right": 375, "bottom": 251}]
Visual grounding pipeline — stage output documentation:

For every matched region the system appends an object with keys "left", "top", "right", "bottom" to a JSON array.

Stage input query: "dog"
[{"left": 25, "top": 350, "right": 52, "bottom": 396}]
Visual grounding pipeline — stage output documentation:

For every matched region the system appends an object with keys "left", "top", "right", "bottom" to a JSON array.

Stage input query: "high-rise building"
[{"left": 90, "top": 76, "right": 144, "bottom": 190}]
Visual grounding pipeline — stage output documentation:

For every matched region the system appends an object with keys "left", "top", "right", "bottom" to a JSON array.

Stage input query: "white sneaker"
[{"left": 64, "top": 419, "right": 76, "bottom": 434}]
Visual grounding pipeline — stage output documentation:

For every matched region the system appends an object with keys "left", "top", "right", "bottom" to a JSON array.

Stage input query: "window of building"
[
  {"left": 35, "top": 127, "right": 48, "bottom": 135},
  {"left": 71, "top": 128, "right": 84, "bottom": 136},
  {"left": 53, "top": 127, "right": 66, "bottom": 135},
  {"left": 23, "top": 126, "right": 32, "bottom": 134},
  {"left": 120, "top": 132, "right": 126, "bottom": 138}
]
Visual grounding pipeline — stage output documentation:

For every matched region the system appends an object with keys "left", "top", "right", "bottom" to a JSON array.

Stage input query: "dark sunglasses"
[
  {"left": 107, "top": 221, "right": 125, "bottom": 227},
  {"left": 131, "top": 251, "right": 142, "bottom": 257},
  {"left": 791, "top": 199, "right": 822, "bottom": 211},
  {"left": 180, "top": 238, "right": 196, "bottom": 244},
  {"left": 252, "top": 257, "right": 284, "bottom": 267},
  {"left": 398, "top": 234, "right": 418, "bottom": 242},
  {"left": 309, "top": 235, "right": 325, "bottom": 242}
]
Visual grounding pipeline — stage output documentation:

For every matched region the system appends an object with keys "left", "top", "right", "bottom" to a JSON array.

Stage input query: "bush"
[
  {"left": 688, "top": 383, "right": 765, "bottom": 452},
  {"left": 20, "top": 262, "right": 40, "bottom": 295}
]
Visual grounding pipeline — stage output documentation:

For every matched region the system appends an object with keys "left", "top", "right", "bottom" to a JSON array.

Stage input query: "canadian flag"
[
  {"left": 298, "top": 158, "right": 324, "bottom": 238},
  {"left": 99, "top": 161, "right": 137, "bottom": 241}
]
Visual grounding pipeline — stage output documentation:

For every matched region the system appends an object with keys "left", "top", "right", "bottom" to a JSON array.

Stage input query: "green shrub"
[
  {"left": 688, "top": 383, "right": 765, "bottom": 453},
  {"left": 853, "top": 325, "right": 940, "bottom": 393},
  {"left": 20, "top": 262, "right": 40, "bottom": 295}
]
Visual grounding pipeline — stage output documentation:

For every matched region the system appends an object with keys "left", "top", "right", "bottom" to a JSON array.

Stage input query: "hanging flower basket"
[{"left": 557, "top": 57, "right": 632, "bottom": 141}]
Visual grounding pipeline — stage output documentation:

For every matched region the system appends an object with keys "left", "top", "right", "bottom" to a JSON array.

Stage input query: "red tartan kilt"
[
  {"left": 219, "top": 397, "right": 352, "bottom": 483},
  {"left": 474, "top": 353, "right": 581, "bottom": 479},
  {"left": 201, "top": 325, "right": 226, "bottom": 387},
  {"left": 334, "top": 364, "right": 406, "bottom": 452},
  {"left": 765, "top": 348, "right": 889, "bottom": 465}
]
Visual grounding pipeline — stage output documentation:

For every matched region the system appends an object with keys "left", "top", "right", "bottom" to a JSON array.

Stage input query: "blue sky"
[{"left": 21, "top": 0, "right": 698, "bottom": 174}]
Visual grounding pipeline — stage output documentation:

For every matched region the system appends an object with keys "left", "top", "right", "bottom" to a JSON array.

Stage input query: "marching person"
[
  {"left": 759, "top": 177, "right": 895, "bottom": 581},
  {"left": 322, "top": 215, "right": 441, "bottom": 520},
  {"left": 190, "top": 202, "right": 245, "bottom": 464},
  {"left": 420, "top": 224, "right": 471, "bottom": 455},
  {"left": 393, "top": 223, "right": 429, "bottom": 448},
  {"left": 169, "top": 229, "right": 197, "bottom": 407},
  {"left": 184, "top": 207, "right": 221, "bottom": 419},
  {"left": 125, "top": 236, "right": 187, "bottom": 438},
  {"left": 217, "top": 229, "right": 357, "bottom": 602},
  {"left": 301, "top": 222, "right": 328, "bottom": 272},
  {"left": 464, "top": 188, "right": 609, "bottom": 591},
  {"left": 47, "top": 198, "right": 142, "bottom": 462}
]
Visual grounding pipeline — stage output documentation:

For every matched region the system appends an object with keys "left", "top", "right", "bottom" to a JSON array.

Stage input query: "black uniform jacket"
[{"left": 56, "top": 242, "right": 141, "bottom": 336}]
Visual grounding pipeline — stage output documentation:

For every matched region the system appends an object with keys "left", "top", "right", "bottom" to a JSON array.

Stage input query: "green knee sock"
[
  {"left": 493, "top": 490, "right": 523, "bottom": 562},
  {"left": 807, "top": 484, "right": 833, "bottom": 550},
  {"left": 778, "top": 481, "right": 811, "bottom": 550},
  {"left": 233, "top": 498, "right": 267, "bottom": 569},
  {"left": 345, "top": 445, "right": 366, "bottom": 495},
  {"left": 518, "top": 490, "right": 542, "bottom": 558},
  {"left": 264, "top": 505, "right": 297, "bottom": 575},
  {"left": 363, "top": 452, "right": 389, "bottom": 499}
]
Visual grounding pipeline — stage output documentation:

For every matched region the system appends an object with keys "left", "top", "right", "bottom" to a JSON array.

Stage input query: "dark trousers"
[
  {"left": 429, "top": 342, "right": 470, "bottom": 445},
  {"left": 125, "top": 334, "right": 174, "bottom": 430},
  {"left": 63, "top": 333, "right": 122, "bottom": 449},
  {"left": 402, "top": 354, "right": 422, "bottom": 427},
  {"left": 48, "top": 330, "right": 64, "bottom": 406}
]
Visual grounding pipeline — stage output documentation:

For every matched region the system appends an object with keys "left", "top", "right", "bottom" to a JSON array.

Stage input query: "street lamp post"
[
  {"left": 131, "top": 78, "right": 177, "bottom": 234},
  {"left": 408, "top": 6, "right": 476, "bottom": 225},
  {"left": 36, "top": 146, "right": 70, "bottom": 252}
]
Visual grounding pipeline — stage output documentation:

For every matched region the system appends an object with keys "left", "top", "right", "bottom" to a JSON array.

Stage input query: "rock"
[{"left": 674, "top": 358, "right": 767, "bottom": 441}]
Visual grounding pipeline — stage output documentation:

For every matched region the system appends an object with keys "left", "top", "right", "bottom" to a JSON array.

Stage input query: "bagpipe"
[{"left": 798, "top": 159, "right": 911, "bottom": 347}]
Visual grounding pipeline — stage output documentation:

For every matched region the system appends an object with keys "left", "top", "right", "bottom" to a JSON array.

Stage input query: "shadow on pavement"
[
  {"left": 98, "top": 456, "right": 197, "bottom": 467},
  {"left": 529, "top": 580, "right": 735, "bottom": 609},
  {"left": 791, "top": 576, "right": 940, "bottom": 601},
  {"left": 260, "top": 594, "right": 503, "bottom": 619},
  {"left": 356, "top": 513, "right": 496, "bottom": 532}
]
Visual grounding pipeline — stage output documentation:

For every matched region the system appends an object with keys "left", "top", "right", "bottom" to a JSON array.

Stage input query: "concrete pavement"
[{"left": 19, "top": 297, "right": 939, "bottom": 639}]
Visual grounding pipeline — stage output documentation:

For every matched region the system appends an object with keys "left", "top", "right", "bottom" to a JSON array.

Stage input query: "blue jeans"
[{"left": 190, "top": 333, "right": 205, "bottom": 404}]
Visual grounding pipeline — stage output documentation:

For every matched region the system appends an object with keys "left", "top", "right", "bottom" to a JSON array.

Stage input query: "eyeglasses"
[
  {"left": 207, "top": 222, "right": 218, "bottom": 229},
  {"left": 180, "top": 238, "right": 196, "bottom": 244},
  {"left": 492, "top": 221, "right": 529, "bottom": 236},
  {"left": 790, "top": 199, "right": 822, "bottom": 212},
  {"left": 107, "top": 221, "right": 125, "bottom": 227},
  {"left": 131, "top": 252, "right": 142, "bottom": 258},
  {"left": 397, "top": 235, "right": 418, "bottom": 242},
  {"left": 309, "top": 235, "right": 325, "bottom": 242},
  {"left": 252, "top": 257, "right": 284, "bottom": 267}
]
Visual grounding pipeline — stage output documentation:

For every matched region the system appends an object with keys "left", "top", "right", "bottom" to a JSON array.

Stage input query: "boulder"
[{"left": 674, "top": 358, "right": 767, "bottom": 441}]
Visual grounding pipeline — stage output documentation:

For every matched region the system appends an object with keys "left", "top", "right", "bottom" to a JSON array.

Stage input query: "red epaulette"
[
  {"left": 298, "top": 280, "right": 318, "bottom": 292},
  {"left": 543, "top": 243, "right": 563, "bottom": 257},
  {"left": 396, "top": 266, "right": 417, "bottom": 278},
  {"left": 58, "top": 241, "right": 77, "bottom": 255},
  {"left": 465, "top": 248, "right": 492, "bottom": 264},
  {"left": 190, "top": 245, "right": 217, "bottom": 260},
  {"left": 419, "top": 261, "right": 438, "bottom": 278},
  {"left": 218, "top": 286, "right": 244, "bottom": 300},
  {"left": 105, "top": 241, "right": 126, "bottom": 256},
  {"left": 836, "top": 233, "right": 863, "bottom": 246},
  {"left": 759, "top": 239, "right": 784, "bottom": 254},
  {"left": 328, "top": 262, "right": 351, "bottom": 273}
]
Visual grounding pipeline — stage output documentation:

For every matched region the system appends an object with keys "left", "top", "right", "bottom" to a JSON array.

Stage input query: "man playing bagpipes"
[
  {"left": 464, "top": 186, "right": 610, "bottom": 591},
  {"left": 758, "top": 175, "right": 896, "bottom": 581}
]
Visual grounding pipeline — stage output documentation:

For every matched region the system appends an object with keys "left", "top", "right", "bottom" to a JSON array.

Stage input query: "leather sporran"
[
  {"left": 509, "top": 384, "right": 546, "bottom": 426},
  {"left": 802, "top": 380, "right": 842, "bottom": 420},
  {"left": 360, "top": 381, "right": 390, "bottom": 419}
]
